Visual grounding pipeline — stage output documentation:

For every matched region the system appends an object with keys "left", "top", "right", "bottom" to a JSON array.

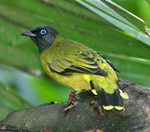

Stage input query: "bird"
[{"left": 21, "top": 25, "right": 128, "bottom": 110}]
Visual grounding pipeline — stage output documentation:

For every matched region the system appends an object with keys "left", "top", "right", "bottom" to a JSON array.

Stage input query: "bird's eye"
[{"left": 40, "top": 29, "right": 47, "bottom": 36}]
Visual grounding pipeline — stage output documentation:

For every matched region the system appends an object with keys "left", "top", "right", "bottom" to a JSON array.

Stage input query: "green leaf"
[
  {"left": 76, "top": 0, "right": 150, "bottom": 46},
  {"left": 102, "top": 0, "right": 150, "bottom": 35}
]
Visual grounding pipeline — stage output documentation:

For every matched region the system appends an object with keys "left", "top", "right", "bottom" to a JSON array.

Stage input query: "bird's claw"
[
  {"left": 63, "top": 91, "right": 81, "bottom": 111},
  {"left": 63, "top": 101, "right": 78, "bottom": 112}
]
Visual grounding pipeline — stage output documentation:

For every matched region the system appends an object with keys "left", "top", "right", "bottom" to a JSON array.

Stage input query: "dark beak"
[{"left": 20, "top": 30, "right": 37, "bottom": 37}]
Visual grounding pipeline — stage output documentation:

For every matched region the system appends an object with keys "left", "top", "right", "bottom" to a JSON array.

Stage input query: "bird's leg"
[
  {"left": 66, "top": 91, "right": 81, "bottom": 105},
  {"left": 69, "top": 91, "right": 77, "bottom": 99},
  {"left": 63, "top": 91, "right": 80, "bottom": 111}
]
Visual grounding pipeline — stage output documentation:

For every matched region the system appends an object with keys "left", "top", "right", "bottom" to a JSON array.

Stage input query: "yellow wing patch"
[
  {"left": 119, "top": 89, "right": 129, "bottom": 99},
  {"left": 91, "top": 89, "right": 97, "bottom": 95}
]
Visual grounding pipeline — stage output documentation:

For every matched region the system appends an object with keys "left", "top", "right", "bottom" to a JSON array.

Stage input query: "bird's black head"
[{"left": 21, "top": 25, "right": 59, "bottom": 53}]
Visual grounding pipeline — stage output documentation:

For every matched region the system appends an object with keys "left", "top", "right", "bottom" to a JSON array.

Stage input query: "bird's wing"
[
  {"left": 98, "top": 53, "right": 120, "bottom": 73},
  {"left": 47, "top": 50, "right": 108, "bottom": 76}
]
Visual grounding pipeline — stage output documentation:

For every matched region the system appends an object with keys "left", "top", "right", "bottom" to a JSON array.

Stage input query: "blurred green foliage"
[
  {"left": 0, "top": 82, "right": 32, "bottom": 120},
  {"left": 112, "top": 0, "right": 150, "bottom": 27},
  {"left": 0, "top": 0, "right": 150, "bottom": 120}
]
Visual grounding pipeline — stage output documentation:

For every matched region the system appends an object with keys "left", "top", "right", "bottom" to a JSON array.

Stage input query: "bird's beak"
[{"left": 20, "top": 30, "right": 37, "bottom": 37}]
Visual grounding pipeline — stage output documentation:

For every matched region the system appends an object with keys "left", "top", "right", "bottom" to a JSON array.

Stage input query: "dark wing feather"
[
  {"left": 98, "top": 54, "right": 120, "bottom": 73},
  {"left": 47, "top": 53, "right": 108, "bottom": 76}
]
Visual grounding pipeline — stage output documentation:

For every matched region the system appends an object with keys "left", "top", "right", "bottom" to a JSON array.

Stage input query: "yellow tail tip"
[
  {"left": 103, "top": 105, "right": 114, "bottom": 110},
  {"left": 114, "top": 106, "right": 124, "bottom": 110},
  {"left": 103, "top": 105, "right": 124, "bottom": 110},
  {"left": 119, "top": 89, "right": 129, "bottom": 99}
]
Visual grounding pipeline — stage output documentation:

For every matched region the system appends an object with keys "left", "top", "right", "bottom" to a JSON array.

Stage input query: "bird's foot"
[{"left": 63, "top": 91, "right": 80, "bottom": 111}]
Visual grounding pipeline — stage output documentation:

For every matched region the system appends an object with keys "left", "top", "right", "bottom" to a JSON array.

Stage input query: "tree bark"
[{"left": 0, "top": 79, "right": 150, "bottom": 132}]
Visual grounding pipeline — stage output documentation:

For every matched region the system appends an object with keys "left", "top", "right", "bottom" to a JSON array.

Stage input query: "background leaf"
[
  {"left": 0, "top": 82, "right": 32, "bottom": 120},
  {"left": 76, "top": 0, "right": 150, "bottom": 46}
]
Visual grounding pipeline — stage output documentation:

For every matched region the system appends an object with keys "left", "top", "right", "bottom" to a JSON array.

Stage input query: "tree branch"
[{"left": 0, "top": 79, "right": 150, "bottom": 132}]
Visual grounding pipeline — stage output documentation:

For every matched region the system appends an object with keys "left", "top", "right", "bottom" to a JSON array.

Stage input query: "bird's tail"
[{"left": 90, "top": 79, "right": 128, "bottom": 110}]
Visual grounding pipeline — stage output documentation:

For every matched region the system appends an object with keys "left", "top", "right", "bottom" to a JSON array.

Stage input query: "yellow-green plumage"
[
  {"left": 40, "top": 35, "right": 117, "bottom": 92},
  {"left": 21, "top": 25, "right": 128, "bottom": 110}
]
